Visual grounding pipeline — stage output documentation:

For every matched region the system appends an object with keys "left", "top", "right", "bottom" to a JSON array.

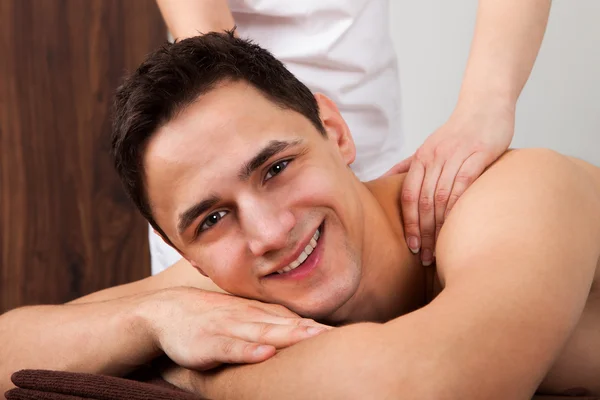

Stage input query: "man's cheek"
[{"left": 211, "top": 265, "right": 251, "bottom": 293}]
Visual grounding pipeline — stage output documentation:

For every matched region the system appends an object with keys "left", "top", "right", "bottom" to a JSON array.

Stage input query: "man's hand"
[
  {"left": 138, "top": 287, "right": 331, "bottom": 371},
  {"left": 385, "top": 105, "right": 514, "bottom": 266}
]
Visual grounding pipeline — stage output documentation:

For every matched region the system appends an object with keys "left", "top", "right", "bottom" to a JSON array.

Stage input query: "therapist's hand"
[{"left": 384, "top": 104, "right": 514, "bottom": 266}]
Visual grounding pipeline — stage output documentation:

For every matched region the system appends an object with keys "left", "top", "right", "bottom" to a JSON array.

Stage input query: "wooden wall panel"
[{"left": 0, "top": 0, "right": 166, "bottom": 312}]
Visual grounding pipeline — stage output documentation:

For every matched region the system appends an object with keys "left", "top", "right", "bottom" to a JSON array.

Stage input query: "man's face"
[{"left": 144, "top": 81, "right": 366, "bottom": 319}]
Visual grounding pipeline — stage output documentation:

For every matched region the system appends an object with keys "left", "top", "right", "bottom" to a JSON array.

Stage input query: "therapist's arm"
[
  {"left": 167, "top": 150, "right": 600, "bottom": 400},
  {"left": 155, "top": 0, "right": 235, "bottom": 40},
  {"left": 399, "top": 0, "right": 552, "bottom": 266},
  {"left": 458, "top": 0, "right": 551, "bottom": 108}
]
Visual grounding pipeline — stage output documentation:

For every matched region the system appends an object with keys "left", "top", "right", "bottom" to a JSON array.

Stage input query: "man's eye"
[
  {"left": 199, "top": 210, "right": 228, "bottom": 233},
  {"left": 265, "top": 160, "right": 290, "bottom": 181}
]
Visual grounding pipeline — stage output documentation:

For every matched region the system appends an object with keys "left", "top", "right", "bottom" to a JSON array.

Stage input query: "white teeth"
[
  {"left": 275, "top": 226, "right": 322, "bottom": 275},
  {"left": 298, "top": 251, "right": 308, "bottom": 264}
]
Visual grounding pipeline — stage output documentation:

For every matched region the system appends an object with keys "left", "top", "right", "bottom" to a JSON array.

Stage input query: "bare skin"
[
  {"left": 2, "top": 79, "right": 598, "bottom": 398},
  {"left": 156, "top": 0, "right": 553, "bottom": 266},
  {"left": 536, "top": 157, "right": 600, "bottom": 395},
  {"left": 159, "top": 151, "right": 600, "bottom": 399},
  {"left": 141, "top": 81, "right": 600, "bottom": 399},
  {"left": 369, "top": 160, "right": 600, "bottom": 396}
]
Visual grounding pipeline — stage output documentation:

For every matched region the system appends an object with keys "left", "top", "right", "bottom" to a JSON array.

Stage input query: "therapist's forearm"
[
  {"left": 156, "top": 0, "right": 235, "bottom": 40},
  {"left": 457, "top": 0, "right": 551, "bottom": 110}
]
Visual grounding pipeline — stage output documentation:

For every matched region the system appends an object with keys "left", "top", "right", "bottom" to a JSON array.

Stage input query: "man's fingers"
[
  {"left": 383, "top": 156, "right": 413, "bottom": 177},
  {"left": 418, "top": 161, "right": 443, "bottom": 266},
  {"left": 445, "top": 152, "right": 489, "bottom": 219},
  {"left": 433, "top": 155, "right": 464, "bottom": 241},
  {"left": 230, "top": 322, "right": 328, "bottom": 349},
  {"left": 293, "top": 317, "right": 333, "bottom": 330},
  {"left": 247, "top": 302, "right": 300, "bottom": 319},
  {"left": 400, "top": 160, "right": 425, "bottom": 254},
  {"left": 263, "top": 304, "right": 301, "bottom": 318},
  {"left": 201, "top": 336, "right": 277, "bottom": 367}
]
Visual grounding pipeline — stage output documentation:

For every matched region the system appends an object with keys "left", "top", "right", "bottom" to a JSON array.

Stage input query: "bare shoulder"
[
  {"left": 409, "top": 150, "right": 600, "bottom": 397},
  {"left": 70, "top": 258, "right": 225, "bottom": 304},
  {"left": 435, "top": 148, "right": 600, "bottom": 283},
  {"left": 491, "top": 148, "right": 600, "bottom": 182},
  {"left": 482, "top": 148, "right": 600, "bottom": 209},
  {"left": 444, "top": 148, "right": 600, "bottom": 227}
]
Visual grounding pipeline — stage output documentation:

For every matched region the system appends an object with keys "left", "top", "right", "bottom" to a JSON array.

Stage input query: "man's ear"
[
  {"left": 153, "top": 229, "right": 209, "bottom": 277},
  {"left": 314, "top": 93, "right": 356, "bottom": 166}
]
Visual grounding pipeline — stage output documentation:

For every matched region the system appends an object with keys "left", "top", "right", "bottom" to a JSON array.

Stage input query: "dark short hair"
[{"left": 111, "top": 30, "right": 325, "bottom": 243}]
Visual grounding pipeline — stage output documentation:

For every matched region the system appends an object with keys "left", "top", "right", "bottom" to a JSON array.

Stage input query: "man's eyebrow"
[
  {"left": 238, "top": 139, "right": 303, "bottom": 180},
  {"left": 177, "top": 194, "right": 220, "bottom": 235},
  {"left": 176, "top": 139, "right": 303, "bottom": 236}
]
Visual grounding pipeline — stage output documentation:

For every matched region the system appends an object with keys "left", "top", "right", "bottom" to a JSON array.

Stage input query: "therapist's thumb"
[{"left": 382, "top": 156, "right": 413, "bottom": 177}]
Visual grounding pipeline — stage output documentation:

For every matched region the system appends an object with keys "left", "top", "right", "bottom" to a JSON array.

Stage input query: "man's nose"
[{"left": 241, "top": 198, "right": 295, "bottom": 257}]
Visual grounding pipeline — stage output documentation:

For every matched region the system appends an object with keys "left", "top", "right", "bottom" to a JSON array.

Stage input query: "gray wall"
[{"left": 390, "top": 0, "right": 599, "bottom": 165}]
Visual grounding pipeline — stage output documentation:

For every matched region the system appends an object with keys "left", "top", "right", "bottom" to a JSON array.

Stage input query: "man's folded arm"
[
  {"left": 69, "top": 258, "right": 223, "bottom": 305},
  {"left": 181, "top": 149, "right": 600, "bottom": 400},
  {"left": 0, "top": 258, "right": 216, "bottom": 393}
]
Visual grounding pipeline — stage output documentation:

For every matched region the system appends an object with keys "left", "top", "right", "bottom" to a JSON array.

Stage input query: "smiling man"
[
  {"left": 2, "top": 31, "right": 600, "bottom": 399},
  {"left": 110, "top": 32, "right": 600, "bottom": 398},
  {"left": 138, "top": 81, "right": 420, "bottom": 324}
]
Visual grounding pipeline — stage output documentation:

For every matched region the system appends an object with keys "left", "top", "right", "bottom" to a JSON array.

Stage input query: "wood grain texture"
[{"left": 0, "top": 0, "right": 166, "bottom": 312}]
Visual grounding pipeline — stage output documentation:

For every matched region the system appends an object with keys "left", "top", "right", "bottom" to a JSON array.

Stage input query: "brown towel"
[
  {"left": 532, "top": 397, "right": 600, "bottom": 400},
  {"left": 4, "top": 369, "right": 599, "bottom": 400},
  {"left": 5, "top": 369, "right": 204, "bottom": 400}
]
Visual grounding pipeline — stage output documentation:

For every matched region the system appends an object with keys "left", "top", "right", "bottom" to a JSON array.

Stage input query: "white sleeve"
[{"left": 148, "top": 224, "right": 183, "bottom": 275}]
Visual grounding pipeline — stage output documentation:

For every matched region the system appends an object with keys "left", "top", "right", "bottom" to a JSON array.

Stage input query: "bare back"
[
  {"left": 368, "top": 152, "right": 600, "bottom": 396},
  {"left": 537, "top": 156, "right": 600, "bottom": 396},
  {"left": 82, "top": 152, "right": 600, "bottom": 395}
]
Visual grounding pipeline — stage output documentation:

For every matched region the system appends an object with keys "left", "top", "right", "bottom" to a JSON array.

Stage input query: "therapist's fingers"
[
  {"left": 382, "top": 156, "right": 413, "bottom": 177},
  {"left": 400, "top": 159, "right": 425, "bottom": 254},
  {"left": 445, "top": 152, "right": 489, "bottom": 219},
  {"left": 418, "top": 161, "right": 443, "bottom": 266},
  {"left": 433, "top": 154, "right": 465, "bottom": 241}
]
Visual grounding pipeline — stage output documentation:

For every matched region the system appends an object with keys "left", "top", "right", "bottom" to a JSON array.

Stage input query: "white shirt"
[{"left": 150, "top": 0, "right": 402, "bottom": 274}]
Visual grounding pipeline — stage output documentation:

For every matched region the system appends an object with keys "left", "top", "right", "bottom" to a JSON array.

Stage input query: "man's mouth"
[
  {"left": 276, "top": 224, "right": 321, "bottom": 274},
  {"left": 266, "top": 222, "right": 324, "bottom": 279}
]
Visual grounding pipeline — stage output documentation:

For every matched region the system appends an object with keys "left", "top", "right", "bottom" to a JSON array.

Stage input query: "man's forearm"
[
  {"left": 181, "top": 322, "right": 392, "bottom": 400},
  {"left": 0, "top": 294, "right": 157, "bottom": 393},
  {"left": 458, "top": 0, "right": 551, "bottom": 110},
  {"left": 186, "top": 303, "right": 525, "bottom": 400},
  {"left": 185, "top": 310, "right": 464, "bottom": 400},
  {"left": 156, "top": 0, "right": 235, "bottom": 40}
]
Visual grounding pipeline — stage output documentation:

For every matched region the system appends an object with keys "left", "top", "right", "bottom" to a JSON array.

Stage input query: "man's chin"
[
  {"left": 279, "top": 294, "right": 354, "bottom": 323},
  {"left": 265, "top": 269, "right": 362, "bottom": 322}
]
